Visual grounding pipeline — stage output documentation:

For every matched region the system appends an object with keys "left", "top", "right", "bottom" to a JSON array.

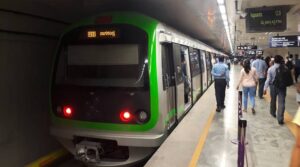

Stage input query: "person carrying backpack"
[
  {"left": 263, "top": 55, "right": 293, "bottom": 125},
  {"left": 286, "top": 54, "right": 294, "bottom": 71}
]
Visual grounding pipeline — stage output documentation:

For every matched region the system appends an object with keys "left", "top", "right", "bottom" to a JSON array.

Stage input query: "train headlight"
[{"left": 136, "top": 110, "right": 149, "bottom": 123}]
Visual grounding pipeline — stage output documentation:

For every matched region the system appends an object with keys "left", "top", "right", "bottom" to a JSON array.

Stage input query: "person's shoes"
[
  {"left": 243, "top": 108, "right": 247, "bottom": 112},
  {"left": 252, "top": 108, "right": 256, "bottom": 114},
  {"left": 271, "top": 113, "right": 276, "bottom": 118},
  {"left": 278, "top": 121, "right": 284, "bottom": 125},
  {"left": 259, "top": 96, "right": 263, "bottom": 99},
  {"left": 221, "top": 105, "right": 226, "bottom": 109},
  {"left": 216, "top": 107, "right": 221, "bottom": 112}
]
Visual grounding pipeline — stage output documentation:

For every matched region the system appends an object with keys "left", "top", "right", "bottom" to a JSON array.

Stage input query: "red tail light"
[
  {"left": 120, "top": 111, "right": 132, "bottom": 122},
  {"left": 63, "top": 106, "right": 73, "bottom": 117}
]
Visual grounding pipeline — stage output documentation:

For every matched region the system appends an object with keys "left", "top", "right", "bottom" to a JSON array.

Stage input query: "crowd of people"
[{"left": 211, "top": 54, "right": 300, "bottom": 167}]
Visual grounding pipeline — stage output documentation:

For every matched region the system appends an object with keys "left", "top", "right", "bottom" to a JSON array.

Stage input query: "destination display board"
[
  {"left": 270, "top": 35, "right": 300, "bottom": 48},
  {"left": 245, "top": 6, "right": 287, "bottom": 33},
  {"left": 86, "top": 29, "right": 119, "bottom": 39}
]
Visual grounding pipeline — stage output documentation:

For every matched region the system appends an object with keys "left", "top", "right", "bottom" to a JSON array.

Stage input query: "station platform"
[
  {"left": 29, "top": 64, "right": 298, "bottom": 167},
  {"left": 145, "top": 64, "right": 298, "bottom": 167}
]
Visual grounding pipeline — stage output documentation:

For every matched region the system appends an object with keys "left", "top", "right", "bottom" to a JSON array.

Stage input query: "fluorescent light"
[
  {"left": 224, "top": 21, "right": 229, "bottom": 26},
  {"left": 217, "top": 0, "right": 224, "bottom": 5},
  {"left": 219, "top": 5, "right": 226, "bottom": 14},
  {"left": 218, "top": 0, "right": 233, "bottom": 53},
  {"left": 222, "top": 15, "right": 228, "bottom": 22}
]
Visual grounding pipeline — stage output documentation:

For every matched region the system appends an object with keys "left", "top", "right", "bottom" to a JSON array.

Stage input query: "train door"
[
  {"left": 172, "top": 44, "right": 192, "bottom": 119},
  {"left": 200, "top": 50, "right": 208, "bottom": 91},
  {"left": 161, "top": 43, "right": 176, "bottom": 129},
  {"left": 211, "top": 53, "right": 215, "bottom": 82},
  {"left": 206, "top": 52, "right": 212, "bottom": 85},
  {"left": 189, "top": 48, "right": 201, "bottom": 103},
  {"left": 181, "top": 46, "right": 192, "bottom": 109}
]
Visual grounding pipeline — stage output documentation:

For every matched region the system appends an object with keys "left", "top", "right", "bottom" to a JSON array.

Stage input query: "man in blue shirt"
[
  {"left": 263, "top": 55, "right": 286, "bottom": 125},
  {"left": 211, "top": 56, "right": 230, "bottom": 112},
  {"left": 252, "top": 55, "right": 268, "bottom": 99}
]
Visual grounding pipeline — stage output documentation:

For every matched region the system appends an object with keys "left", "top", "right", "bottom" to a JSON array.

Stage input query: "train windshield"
[{"left": 54, "top": 25, "right": 149, "bottom": 88}]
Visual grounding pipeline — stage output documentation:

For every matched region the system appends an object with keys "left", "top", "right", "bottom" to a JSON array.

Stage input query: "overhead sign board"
[
  {"left": 256, "top": 50, "right": 263, "bottom": 55},
  {"left": 245, "top": 6, "right": 287, "bottom": 33},
  {"left": 270, "top": 35, "right": 300, "bottom": 48},
  {"left": 237, "top": 45, "right": 257, "bottom": 50}
]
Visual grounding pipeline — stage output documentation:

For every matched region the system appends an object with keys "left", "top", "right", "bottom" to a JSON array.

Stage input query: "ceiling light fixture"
[{"left": 217, "top": 0, "right": 233, "bottom": 53}]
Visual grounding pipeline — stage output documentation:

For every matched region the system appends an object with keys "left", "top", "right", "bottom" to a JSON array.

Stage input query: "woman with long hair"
[{"left": 236, "top": 59, "right": 258, "bottom": 114}]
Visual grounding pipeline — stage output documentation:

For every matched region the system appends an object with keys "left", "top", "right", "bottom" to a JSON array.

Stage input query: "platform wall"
[{"left": 0, "top": 9, "right": 67, "bottom": 166}]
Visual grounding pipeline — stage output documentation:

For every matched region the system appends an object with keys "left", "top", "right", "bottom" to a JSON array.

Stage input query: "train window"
[
  {"left": 66, "top": 44, "right": 141, "bottom": 85},
  {"left": 68, "top": 44, "right": 139, "bottom": 66},
  {"left": 189, "top": 49, "right": 201, "bottom": 77},
  {"left": 54, "top": 24, "right": 149, "bottom": 88},
  {"left": 199, "top": 50, "right": 206, "bottom": 73},
  {"left": 172, "top": 44, "right": 183, "bottom": 84},
  {"left": 205, "top": 52, "right": 212, "bottom": 71},
  {"left": 161, "top": 44, "right": 173, "bottom": 90}
]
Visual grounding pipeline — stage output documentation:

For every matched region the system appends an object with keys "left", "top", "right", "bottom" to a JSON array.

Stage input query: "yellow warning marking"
[
  {"left": 264, "top": 91, "right": 297, "bottom": 137},
  {"left": 189, "top": 108, "right": 216, "bottom": 167},
  {"left": 25, "top": 149, "right": 68, "bottom": 167}
]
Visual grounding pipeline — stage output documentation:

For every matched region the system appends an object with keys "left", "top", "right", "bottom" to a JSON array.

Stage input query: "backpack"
[
  {"left": 286, "top": 60, "right": 294, "bottom": 70},
  {"left": 273, "top": 64, "right": 294, "bottom": 89}
]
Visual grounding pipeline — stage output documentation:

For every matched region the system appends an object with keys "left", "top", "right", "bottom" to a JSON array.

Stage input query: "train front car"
[{"left": 50, "top": 13, "right": 165, "bottom": 166}]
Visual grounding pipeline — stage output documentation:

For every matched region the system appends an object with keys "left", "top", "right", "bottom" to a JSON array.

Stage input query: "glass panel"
[
  {"left": 189, "top": 49, "right": 201, "bottom": 76},
  {"left": 68, "top": 44, "right": 139, "bottom": 65}
]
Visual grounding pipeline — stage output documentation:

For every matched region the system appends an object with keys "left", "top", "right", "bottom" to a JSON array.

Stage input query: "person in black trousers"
[{"left": 211, "top": 57, "right": 230, "bottom": 112}]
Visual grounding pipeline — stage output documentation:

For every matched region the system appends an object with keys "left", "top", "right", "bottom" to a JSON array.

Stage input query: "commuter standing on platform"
[
  {"left": 211, "top": 56, "right": 230, "bottom": 112},
  {"left": 252, "top": 55, "right": 268, "bottom": 99},
  {"left": 263, "top": 55, "right": 286, "bottom": 125},
  {"left": 236, "top": 59, "right": 258, "bottom": 114}
]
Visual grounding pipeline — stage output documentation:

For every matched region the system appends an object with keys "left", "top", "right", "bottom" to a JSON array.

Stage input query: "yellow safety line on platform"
[
  {"left": 188, "top": 108, "right": 216, "bottom": 167},
  {"left": 25, "top": 149, "right": 68, "bottom": 167},
  {"left": 265, "top": 92, "right": 297, "bottom": 137}
]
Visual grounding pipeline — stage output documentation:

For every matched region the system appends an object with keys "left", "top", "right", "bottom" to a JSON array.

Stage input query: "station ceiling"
[
  {"left": 2, "top": 0, "right": 299, "bottom": 53},
  {"left": 1, "top": 0, "right": 231, "bottom": 53}
]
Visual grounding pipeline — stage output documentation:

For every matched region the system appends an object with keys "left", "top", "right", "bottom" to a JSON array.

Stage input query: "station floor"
[
  {"left": 196, "top": 64, "right": 298, "bottom": 167},
  {"left": 146, "top": 64, "right": 298, "bottom": 167},
  {"left": 54, "top": 64, "right": 298, "bottom": 167}
]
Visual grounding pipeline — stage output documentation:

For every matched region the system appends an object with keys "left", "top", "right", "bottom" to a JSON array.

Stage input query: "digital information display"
[
  {"left": 270, "top": 35, "right": 300, "bottom": 48},
  {"left": 86, "top": 29, "right": 119, "bottom": 39},
  {"left": 245, "top": 6, "right": 287, "bottom": 33}
]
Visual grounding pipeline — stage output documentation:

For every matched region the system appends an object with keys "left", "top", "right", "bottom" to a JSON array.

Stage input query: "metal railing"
[{"left": 237, "top": 91, "right": 247, "bottom": 167}]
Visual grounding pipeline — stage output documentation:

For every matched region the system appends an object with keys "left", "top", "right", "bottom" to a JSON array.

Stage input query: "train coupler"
[{"left": 75, "top": 140, "right": 104, "bottom": 163}]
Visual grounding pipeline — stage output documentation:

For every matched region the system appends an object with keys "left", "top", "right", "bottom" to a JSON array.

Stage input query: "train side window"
[
  {"left": 161, "top": 44, "right": 173, "bottom": 90},
  {"left": 172, "top": 43, "right": 183, "bottom": 84},
  {"left": 189, "top": 49, "right": 201, "bottom": 77},
  {"left": 199, "top": 50, "right": 206, "bottom": 73},
  {"left": 206, "top": 52, "right": 212, "bottom": 70}
]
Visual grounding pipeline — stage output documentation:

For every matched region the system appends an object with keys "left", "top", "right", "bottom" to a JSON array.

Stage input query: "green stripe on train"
[{"left": 50, "top": 12, "right": 160, "bottom": 132}]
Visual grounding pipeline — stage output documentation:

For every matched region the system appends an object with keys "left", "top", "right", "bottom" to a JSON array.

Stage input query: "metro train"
[{"left": 50, "top": 12, "right": 226, "bottom": 166}]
